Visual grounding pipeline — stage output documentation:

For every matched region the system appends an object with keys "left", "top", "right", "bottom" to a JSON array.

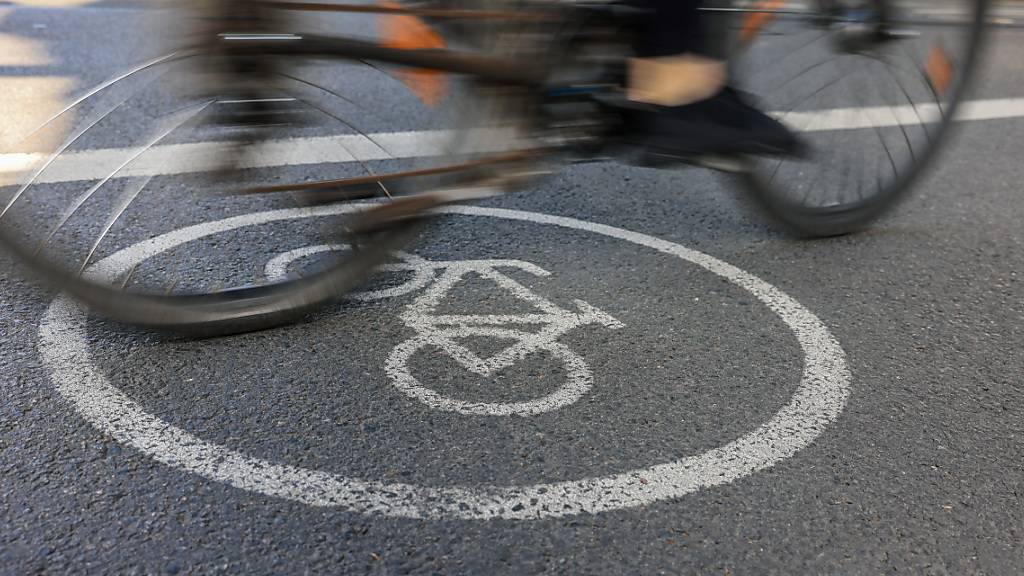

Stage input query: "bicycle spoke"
[
  {"left": 33, "top": 100, "right": 214, "bottom": 256},
  {"left": 860, "top": 54, "right": 928, "bottom": 162},
  {"left": 276, "top": 71, "right": 389, "bottom": 124},
  {"left": 277, "top": 74, "right": 401, "bottom": 163},
  {"left": 25, "top": 52, "right": 185, "bottom": 141},
  {"left": 282, "top": 90, "right": 395, "bottom": 198},
  {"left": 77, "top": 174, "right": 156, "bottom": 275},
  {"left": 744, "top": 27, "right": 835, "bottom": 86},
  {"left": 905, "top": 44, "right": 949, "bottom": 118},
  {"left": 119, "top": 262, "right": 139, "bottom": 290},
  {"left": 763, "top": 51, "right": 848, "bottom": 101},
  {"left": 863, "top": 40, "right": 955, "bottom": 143},
  {"left": 775, "top": 74, "right": 848, "bottom": 128},
  {"left": 868, "top": 109, "right": 900, "bottom": 185},
  {"left": 1, "top": 69, "right": 170, "bottom": 220}
]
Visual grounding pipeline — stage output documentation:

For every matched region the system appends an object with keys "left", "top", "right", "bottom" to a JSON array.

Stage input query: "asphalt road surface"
[{"left": 2, "top": 2, "right": 1024, "bottom": 574}]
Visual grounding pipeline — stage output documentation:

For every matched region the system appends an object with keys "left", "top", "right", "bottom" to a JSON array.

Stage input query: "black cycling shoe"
[{"left": 620, "top": 87, "right": 806, "bottom": 167}]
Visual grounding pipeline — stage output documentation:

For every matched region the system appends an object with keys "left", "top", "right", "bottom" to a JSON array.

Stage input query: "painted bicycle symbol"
[{"left": 265, "top": 245, "right": 624, "bottom": 416}]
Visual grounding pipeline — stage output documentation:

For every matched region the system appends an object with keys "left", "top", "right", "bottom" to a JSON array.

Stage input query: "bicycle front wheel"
[
  {"left": 0, "top": 1, "right": 539, "bottom": 336},
  {"left": 728, "top": 0, "right": 990, "bottom": 237}
]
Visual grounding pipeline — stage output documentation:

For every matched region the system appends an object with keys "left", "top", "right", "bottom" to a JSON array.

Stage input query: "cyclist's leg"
[
  {"left": 628, "top": 0, "right": 724, "bottom": 106},
  {"left": 625, "top": 0, "right": 804, "bottom": 158},
  {"left": 634, "top": 0, "right": 703, "bottom": 57}
]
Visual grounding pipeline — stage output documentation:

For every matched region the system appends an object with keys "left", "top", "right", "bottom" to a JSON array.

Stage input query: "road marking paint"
[
  {"left": 38, "top": 205, "right": 850, "bottom": 519},
  {"left": 781, "top": 98, "right": 1024, "bottom": 132},
  {"left": 5, "top": 97, "right": 1024, "bottom": 184},
  {"left": 385, "top": 257, "right": 624, "bottom": 416}
]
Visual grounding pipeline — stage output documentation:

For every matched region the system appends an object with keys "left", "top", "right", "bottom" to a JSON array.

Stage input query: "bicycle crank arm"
[
  {"left": 343, "top": 165, "right": 549, "bottom": 235},
  {"left": 341, "top": 182, "right": 504, "bottom": 236}
]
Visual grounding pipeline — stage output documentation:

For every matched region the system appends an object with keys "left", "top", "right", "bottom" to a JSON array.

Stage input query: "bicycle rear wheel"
[{"left": 728, "top": 0, "right": 990, "bottom": 236}]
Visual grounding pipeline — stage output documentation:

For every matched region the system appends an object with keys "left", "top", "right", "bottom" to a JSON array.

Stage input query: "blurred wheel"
[
  {"left": 0, "top": 0, "right": 526, "bottom": 335},
  {"left": 727, "top": 0, "right": 990, "bottom": 236}
]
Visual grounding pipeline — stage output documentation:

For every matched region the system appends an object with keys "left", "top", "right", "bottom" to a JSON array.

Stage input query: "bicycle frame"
[{"left": 213, "top": 0, "right": 923, "bottom": 90}]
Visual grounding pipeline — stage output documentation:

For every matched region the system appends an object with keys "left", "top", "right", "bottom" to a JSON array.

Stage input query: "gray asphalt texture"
[{"left": 2, "top": 2, "right": 1024, "bottom": 575}]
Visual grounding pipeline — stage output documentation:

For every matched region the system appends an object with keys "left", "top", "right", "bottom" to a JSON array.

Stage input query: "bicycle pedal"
[{"left": 615, "top": 144, "right": 674, "bottom": 168}]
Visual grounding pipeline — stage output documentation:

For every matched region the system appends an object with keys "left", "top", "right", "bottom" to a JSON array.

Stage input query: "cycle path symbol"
[
  {"left": 39, "top": 205, "right": 850, "bottom": 520},
  {"left": 267, "top": 246, "right": 624, "bottom": 416},
  {"left": 388, "top": 257, "right": 624, "bottom": 416}
]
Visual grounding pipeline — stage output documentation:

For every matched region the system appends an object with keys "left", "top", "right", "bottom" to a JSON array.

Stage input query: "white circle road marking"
[{"left": 38, "top": 205, "right": 850, "bottom": 520}]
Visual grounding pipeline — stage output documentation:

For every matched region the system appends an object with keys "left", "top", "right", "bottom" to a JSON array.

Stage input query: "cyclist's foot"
[{"left": 622, "top": 87, "right": 806, "bottom": 165}]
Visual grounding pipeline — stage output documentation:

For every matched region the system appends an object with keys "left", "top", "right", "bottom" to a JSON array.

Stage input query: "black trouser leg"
[{"left": 633, "top": 0, "right": 730, "bottom": 60}]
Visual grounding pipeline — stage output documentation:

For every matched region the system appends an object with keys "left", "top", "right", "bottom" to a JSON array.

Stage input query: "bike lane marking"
[
  {"left": 265, "top": 248, "right": 623, "bottom": 415},
  {"left": 384, "top": 258, "right": 625, "bottom": 416},
  {"left": 37, "top": 205, "right": 851, "bottom": 520}
]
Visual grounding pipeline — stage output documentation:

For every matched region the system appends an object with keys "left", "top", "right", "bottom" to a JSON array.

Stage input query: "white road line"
[
  {"left": 0, "top": 130, "right": 456, "bottom": 185},
  {"left": 780, "top": 98, "right": 1024, "bottom": 132},
  {"left": 5, "top": 97, "right": 1024, "bottom": 185}
]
